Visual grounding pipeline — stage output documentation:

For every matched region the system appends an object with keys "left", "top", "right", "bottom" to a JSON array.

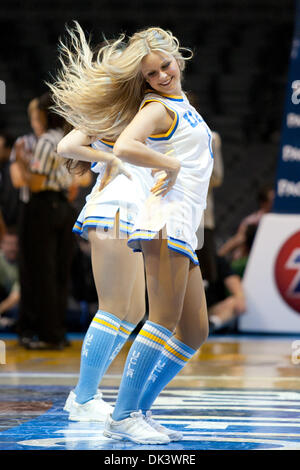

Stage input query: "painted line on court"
[{"left": 1, "top": 372, "right": 300, "bottom": 381}]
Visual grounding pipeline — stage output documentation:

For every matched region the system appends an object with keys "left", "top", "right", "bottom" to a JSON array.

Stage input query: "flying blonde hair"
[{"left": 48, "top": 22, "right": 193, "bottom": 139}]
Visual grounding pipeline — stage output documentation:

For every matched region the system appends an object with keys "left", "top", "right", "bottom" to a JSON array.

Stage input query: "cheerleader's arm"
[{"left": 57, "top": 129, "right": 116, "bottom": 165}]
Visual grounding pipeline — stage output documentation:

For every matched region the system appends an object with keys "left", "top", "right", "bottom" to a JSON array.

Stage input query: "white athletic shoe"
[
  {"left": 103, "top": 411, "right": 171, "bottom": 444},
  {"left": 63, "top": 390, "right": 77, "bottom": 412},
  {"left": 65, "top": 390, "right": 114, "bottom": 422},
  {"left": 145, "top": 410, "right": 183, "bottom": 441},
  {"left": 64, "top": 389, "right": 104, "bottom": 412}
]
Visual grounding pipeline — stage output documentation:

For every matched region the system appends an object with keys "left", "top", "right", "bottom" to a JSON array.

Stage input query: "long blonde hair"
[{"left": 48, "top": 22, "right": 192, "bottom": 139}]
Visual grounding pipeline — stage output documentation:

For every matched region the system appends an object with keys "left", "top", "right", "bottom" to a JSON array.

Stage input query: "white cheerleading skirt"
[
  {"left": 73, "top": 164, "right": 152, "bottom": 240},
  {"left": 127, "top": 172, "right": 210, "bottom": 265},
  {"left": 73, "top": 164, "right": 209, "bottom": 266}
]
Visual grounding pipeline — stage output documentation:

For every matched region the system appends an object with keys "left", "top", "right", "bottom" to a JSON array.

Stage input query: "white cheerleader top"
[{"left": 140, "top": 91, "right": 214, "bottom": 207}]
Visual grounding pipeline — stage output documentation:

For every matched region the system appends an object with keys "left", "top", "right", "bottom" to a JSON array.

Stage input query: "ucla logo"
[
  {"left": 126, "top": 350, "right": 140, "bottom": 378},
  {"left": 274, "top": 230, "right": 300, "bottom": 314},
  {"left": 183, "top": 110, "right": 202, "bottom": 128},
  {"left": 82, "top": 333, "right": 93, "bottom": 357}
]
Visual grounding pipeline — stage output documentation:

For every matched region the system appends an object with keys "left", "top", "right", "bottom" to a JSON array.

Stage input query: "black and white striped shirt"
[
  {"left": 10, "top": 133, "right": 37, "bottom": 202},
  {"left": 29, "top": 129, "right": 72, "bottom": 192}
]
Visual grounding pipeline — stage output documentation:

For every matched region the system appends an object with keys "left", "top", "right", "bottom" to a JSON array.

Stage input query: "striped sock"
[
  {"left": 74, "top": 310, "right": 121, "bottom": 404},
  {"left": 139, "top": 336, "right": 196, "bottom": 413},
  {"left": 102, "top": 319, "right": 136, "bottom": 375},
  {"left": 112, "top": 320, "right": 173, "bottom": 421}
]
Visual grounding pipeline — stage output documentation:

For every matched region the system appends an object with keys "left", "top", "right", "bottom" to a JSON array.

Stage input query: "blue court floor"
[
  {"left": 1, "top": 385, "right": 300, "bottom": 451},
  {"left": 0, "top": 334, "right": 300, "bottom": 452}
]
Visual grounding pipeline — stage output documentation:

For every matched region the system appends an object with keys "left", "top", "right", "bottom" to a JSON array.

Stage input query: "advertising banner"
[
  {"left": 273, "top": 0, "right": 300, "bottom": 214},
  {"left": 240, "top": 214, "right": 300, "bottom": 333},
  {"left": 240, "top": 3, "right": 300, "bottom": 333}
]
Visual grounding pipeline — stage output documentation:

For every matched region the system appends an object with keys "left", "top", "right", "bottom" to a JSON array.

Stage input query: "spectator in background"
[
  {"left": 231, "top": 224, "right": 257, "bottom": 279},
  {"left": 218, "top": 183, "right": 274, "bottom": 260},
  {"left": 0, "top": 227, "right": 20, "bottom": 329},
  {"left": 10, "top": 92, "right": 75, "bottom": 350},
  {"left": 207, "top": 224, "right": 257, "bottom": 333},
  {"left": 206, "top": 255, "right": 246, "bottom": 333},
  {"left": 9, "top": 97, "right": 40, "bottom": 203},
  {"left": 196, "top": 131, "right": 223, "bottom": 283},
  {"left": 0, "top": 131, "right": 20, "bottom": 227}
]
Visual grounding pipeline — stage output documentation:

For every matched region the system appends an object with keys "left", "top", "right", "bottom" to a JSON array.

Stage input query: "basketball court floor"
[{"left": 0, "top": 333, "right": 300, "bottom": 451}]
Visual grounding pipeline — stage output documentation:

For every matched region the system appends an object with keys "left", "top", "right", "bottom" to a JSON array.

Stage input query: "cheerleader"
[
  {"left": 51, "top": 23, "right": 213, "bottom": 444},
  {"left": 55, "top": 129, "right": 152, "bottom": 423}
]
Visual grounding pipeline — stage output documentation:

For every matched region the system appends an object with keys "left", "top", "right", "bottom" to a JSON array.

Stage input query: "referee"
[{"left": 13, "top": 93, "right": 76, "bottom": 349}]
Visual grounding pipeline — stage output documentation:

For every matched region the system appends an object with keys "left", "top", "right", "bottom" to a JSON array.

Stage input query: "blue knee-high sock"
[
  {"left": 101, "top": 319, "right": 136, "bottom": 375},
  {"left": 112, "top": 320, "right": 173, "bottom": 421},
  {"left": 139, "top": 336, "right": 196, "bottom": 413},
  {"left": 74, "top": 310, "right": 121, "bottom": 404}
]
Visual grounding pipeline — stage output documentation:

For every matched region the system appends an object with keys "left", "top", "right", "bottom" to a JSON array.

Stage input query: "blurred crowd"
[{"left": 0, "top": 92, "right": 275, "bottom": 349}]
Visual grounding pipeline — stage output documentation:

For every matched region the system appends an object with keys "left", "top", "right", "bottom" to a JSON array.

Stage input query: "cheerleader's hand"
[
  {"left": 151, "top": 161, "right": 180, "bottom": 197},
  {"left": 99, "top": 156, "right": 132, "bottom": 191}
]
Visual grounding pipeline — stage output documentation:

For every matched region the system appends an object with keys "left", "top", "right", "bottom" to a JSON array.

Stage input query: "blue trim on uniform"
[
  {"left": 144, "top": 90, "right": 184, "bottom": 102},
  {"left": 91, "top": 139, "right": 114, "bottom": 150},
  {"left": 73, "top": 215, "right": 134, "bottom": 236},
  {"left": 167, "top": 236, "right": 199, "bottom": 264},
  {"left": 148, "top": 102, "right": 179, "bottom": 142},
  {"left": 141, "top": 95, "right": 180, "bottom": 141},
  {"left": 160, "top": 95, "right": 184, "bottom": 102},
  {"left": 204, "top": 124, "right": 214, "bottom": 159},
  {"left": 91, "top": 162, "right": 97, "bottom": 168},
  {"left": 99, "top": 139, "right": 114, "bottom": 149},
  {"left": 148, "top": 117, "right": 179, "bottom": 141},
  {"left": 72, "top": 220, "right": 83, "bottom": 234},
  {"left": 128, "top": 230, "right": 199, "bottom": 265}
]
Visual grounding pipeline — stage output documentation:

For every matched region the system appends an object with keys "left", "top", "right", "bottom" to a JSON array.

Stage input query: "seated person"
[
  {"left": 230, "top": 224, "right": 257, "bottom": 278},
  {"left": 205, "top": 255, "right": 246, "bottom": 333},
  {"left": 218, "top": 183, "right": 274, "bottom": 260},
  {"left": 0, "top": 228, "right": 20, "bottom": 328}
]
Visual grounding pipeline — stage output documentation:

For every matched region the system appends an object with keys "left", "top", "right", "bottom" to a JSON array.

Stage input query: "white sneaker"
[
  {"left": 145, "top": 410, "right": 183, "bottom": 441},
  {"left": 66, "top": 390, "right": 114, "bottom": 422},
  {"left": 64, "top": 389, "right": 105, "bottom": 411},
  {"left": 63, "top": 390, "right": 77, "bottom": 412},
  {"left": 103, "top": 411, "right": 171, "bottom": 444}
]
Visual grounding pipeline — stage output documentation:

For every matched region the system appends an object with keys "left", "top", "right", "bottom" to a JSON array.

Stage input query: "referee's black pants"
[{"left": 17, "top": 191, "right": 76, "bottom": 344}]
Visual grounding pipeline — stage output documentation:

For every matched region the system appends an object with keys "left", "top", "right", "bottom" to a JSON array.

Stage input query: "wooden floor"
[{"left": 0, "top": 333, "right": 300, "bottom": 451}]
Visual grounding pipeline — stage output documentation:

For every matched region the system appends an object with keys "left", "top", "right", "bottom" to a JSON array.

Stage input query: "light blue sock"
[
  {"left": 102, "top": 319, "right": 136, "bottom": 375},
  {"left": 112, "top": 320, "right": 173, "bottom": 421},
  {"left": 74, "top": 310, "right": 121, "bottom": 404},
  {"left": 139, "top": 336, "right": 196, "bottom": 413}
]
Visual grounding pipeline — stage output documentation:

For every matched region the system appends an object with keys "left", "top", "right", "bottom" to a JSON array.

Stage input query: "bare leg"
[
  {"left": 175, "top": 263, "right": 209, "bottom": 350},
  {"left": 137, "top": 263, "right": 208, "bottom": 415},
  {"left": 111, "top": 236, "right": 191, "bottom": 420},
  {"left": 141, "top": 236, "right": 190, "bottom": 331},
  {"left": 72, "top": 228, "right": 145, "bottom": 406},
  {"left": 125, "top": 251, "right": 146, "bottom": 325},
  {"left": 89, "top": 228, "right": 142, "bottom": 318}
]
